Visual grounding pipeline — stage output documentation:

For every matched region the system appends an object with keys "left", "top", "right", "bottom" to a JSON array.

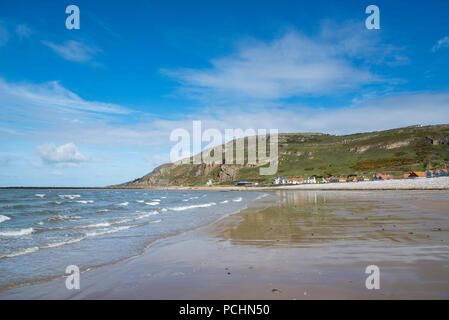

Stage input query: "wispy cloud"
[
  {"left": 163, "top": 23, "right": 406, "bottom": 102},
  {"left": 36, "top": 142, "right": 89, "bottom": 165},
  {"left": 432, "top": 36, "right": 449, "bottom": 52},
  {"left": 15, "top": 24, "right": 32, "bottom": 38},
  {"left": 2, "top": 75, "right": 448, "bottom": 152},
  {"left": 0, "top": 78, "right": 130, "bottom": 124},
  {"left": 42, "top": 40, "right": 100, "bottom": 63}
]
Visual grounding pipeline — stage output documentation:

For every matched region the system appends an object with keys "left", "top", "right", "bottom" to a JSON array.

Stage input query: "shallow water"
[
  {"left": 215, "top": 190, "right": 449, "bottom": 252},
  {"left": 0, "top": 189, "right": 263, "bottom": 290}
]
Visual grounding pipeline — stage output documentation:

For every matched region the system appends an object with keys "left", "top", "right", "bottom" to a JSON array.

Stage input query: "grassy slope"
[{"left": 126, "top": 124, "right": 449, "bottom": 186}]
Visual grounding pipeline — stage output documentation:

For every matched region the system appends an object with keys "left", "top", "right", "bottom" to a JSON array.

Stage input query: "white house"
[{"left": 304, "top": 177, "right": 317, "bottom": 184}]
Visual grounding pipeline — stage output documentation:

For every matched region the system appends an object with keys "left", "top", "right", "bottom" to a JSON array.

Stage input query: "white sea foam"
[
  {"left": 136, "top": 200, "right": 145, "bottom": 203},
  {"left": 113, "top": 218, "right": 134, "bottom": 224},
  {"left": 232, "top": 197, "right": 243, "bottom": 202},
  {"left": 76, "top": 200, "right": 94, "bottom": 204},
  {"left": 85, "top": 225, "right": 133, "bottom": 237},
  {"left": 161, "top": 196, "right": 167, "bottom": 199},
  {"left": 116, "top": 202, "right": 129, "bottom": 206},
  {"left": 97, "top": 209, "right": 109, "bottom": 213},
  {"left": 58, "top": 194, "right": 81, "bottom": 200},
  {"left": 145, "top": 202, "right": 159, "bottom": 206},
  {"left": 77, "top": 222, "right": 111, "bottom": 229},
  {"left": 0, "top": 227, "right": 34, "bottom": 237},
  {"left": 0, "top": 215, "right": 10, "bottom": 223},
  {"left": 0, "top": 246, "right": 39, "bottom": 259},
  {"left": 152, "top": 199, "right": 161, "bottom": 202},
  {"left": 160, "top": 208, "right": 168, "bottom": 212},
  {"left": 41, "top": 237, "right": 85, "bottom": 249},
  {"left": 220, "top": 200, "right": 229, "bottom": 204},
  {"left": 112, "top": 210, "right": 160, "bottom": 225},
  {"left": 169, "top": 202, "right": 216, "bottom": 211},
  {"left": 34, "top": 194, "right": 45, "bottom": 198},
  {"left": 136, "top": 211, "right": 160, "bottom": 219},
  {"left": 52, "top": 201, "right": 62, "bottom": 205}
]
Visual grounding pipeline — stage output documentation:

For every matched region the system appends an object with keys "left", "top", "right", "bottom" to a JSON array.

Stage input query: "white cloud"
[
  {"left": 36, "top": 142, "right": 89, "bottom": 164},
  {"left": 16, "top": 24, "right": 32, "bottom": 38},
  {"left": 432, "top": 36, "right": 449, "bottom": 52},
  {"left": 0, "top": 78, "right": 130, "bottom": 131},
  {"left": 42, "top": 40, "right": 100, "bottom": 63},
  {"left": 163, "top": 23, "right": 408, "bottom": 102}
]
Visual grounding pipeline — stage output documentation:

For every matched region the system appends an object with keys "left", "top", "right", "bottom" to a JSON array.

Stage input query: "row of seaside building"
[{"left": 272, "top": 168, "right": 449, "bottom": 185}]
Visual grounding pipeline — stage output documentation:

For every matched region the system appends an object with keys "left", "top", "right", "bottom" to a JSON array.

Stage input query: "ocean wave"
[
  {"left": 232, "top": 197, "right": 243, "bottom": 202},
  {"left": 76, "top": 200, "right": 94, "bottom": 204},
  {"left": 77, "top": 222, "right": 111, "bottom": 229},
  {"left": 34, "top": 194, "right": 45, "bottom": 198},
  {"left": 183, "top": 196, "right": 199, "bottom": 202},
  {"left": 136, "top": 210, "right": 160, "bottom": 219},
  {"left": 256, "top": 193, "right": 268, "bottom": 200},
  {"left": 85, "top": 225, "right": 133, "bottom": 237},
  {"left": 97, "top": 209, "right": 109, "bottom": 213},
  {"left": 41, "top": 237, "right": 85, "bottom": 249},
  {"left": 0, "top": 246, "right": 39, "bottom": 259},
  {"left": 0, "top": 227, "right": 34, "bottom": 237},
  {"left": 25, "top": 209, "right": 59, "bottom": 216},
  {"left": 58, "top": 194, "right": 81, "bottom": 200},
  {"left": 47, "top": 215, "right": 70, "bottom": 222},
  {"left": 147, "top": 218, "right": 162, "bottom": 225},
  {"left": 136, "top": 200, "right": 145, "bottom": 203},
  {"left": 220, "top": 200, "right": 229, "bottom": 204},
  {"left": 116, "top": 202, "right": 129, "bottom": 206},
  {"left": 169, "top": 202, "right": 217, "bottom": 211},
  {"left": 145, "top": 202, "right": 159, "bottom": 206},
  {"left": 3, "top": 204, "right": 32, "bottom": 209},
  {"left": 0, "top": 215, "right": 11, "bottom": 223},
  {"left": 47, "top": 215, "right": 81, "bottom": 222},
  {"left": 51, "top": 201, "right": 62, "bottom": 205}
]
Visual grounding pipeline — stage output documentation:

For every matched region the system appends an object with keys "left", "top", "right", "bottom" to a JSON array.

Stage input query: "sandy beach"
[
  {"left": 1, "top": 189, "right": 448, "bottom": 300},
  {"left": 110, "top": 177, "right": 449, "bottom": 191}
]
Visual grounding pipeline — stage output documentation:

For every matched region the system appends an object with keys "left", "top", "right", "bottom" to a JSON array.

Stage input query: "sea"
[{"left": 0, "top": 189, "right": 264, "bottom": 290}]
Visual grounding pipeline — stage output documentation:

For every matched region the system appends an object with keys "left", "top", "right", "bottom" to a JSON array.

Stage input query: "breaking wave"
[
  {"left": 0, "top": 215, "right": 10, "bottom": 223},
  {"left": 0, "top": 227, "right": 34, "bottom": 237},
  {"left": 0, "top": 246, "right": 39, "bottom": 259},
  {"left": 169, "top": 202, "right": 217, "bottom": 211}
]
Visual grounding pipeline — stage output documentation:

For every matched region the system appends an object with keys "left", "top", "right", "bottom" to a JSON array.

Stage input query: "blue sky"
[{"left": 0, "top": 0, "right": 449, "bottom": 186}]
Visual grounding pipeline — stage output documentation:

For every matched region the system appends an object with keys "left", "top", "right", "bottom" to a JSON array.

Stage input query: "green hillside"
[{"left": 120, "top": 124, "right": 449, "bottom": 187}]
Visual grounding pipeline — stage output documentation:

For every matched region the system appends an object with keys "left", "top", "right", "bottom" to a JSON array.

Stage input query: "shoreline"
[
  {"left": 1, "top": 189, "right": 448, "bottom": 299},
  {"left": 2, "top": 177, "right": 449, "bottom": 191}
]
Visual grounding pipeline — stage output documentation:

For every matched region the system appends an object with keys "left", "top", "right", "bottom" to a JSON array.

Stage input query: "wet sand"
[{"left": 1, "top": 190, "right": 448, "bottom": 299}]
